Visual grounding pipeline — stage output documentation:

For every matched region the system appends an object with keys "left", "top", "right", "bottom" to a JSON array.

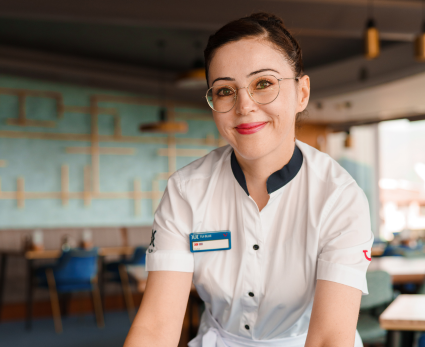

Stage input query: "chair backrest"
[
  {"left": 381, "top": 245, "right": 404, "bottom": 257},
  {"left": 131, "top": 246, "right": 147, "bottom": 265},
  {"left": 360, "top": 270, "right": 393, "bottom": 310},
  {"left": 54, "top": 248, "right": 99, "bottom": 282}
]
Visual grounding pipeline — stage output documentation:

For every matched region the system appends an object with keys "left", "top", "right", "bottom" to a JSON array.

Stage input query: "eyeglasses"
[{"left": 206, "top": 75, "right": 299, "bottom": 113}]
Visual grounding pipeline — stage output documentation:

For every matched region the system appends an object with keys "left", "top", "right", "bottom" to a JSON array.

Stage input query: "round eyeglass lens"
[
  {"left": 206, "top": 85, "right": 236, "bottom": 113},
  {"left": 248, "top": 75, "right": 280, "bottom": 104}
]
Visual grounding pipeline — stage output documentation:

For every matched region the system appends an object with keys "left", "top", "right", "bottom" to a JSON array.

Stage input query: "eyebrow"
[
  {"left": 211, "top": 68, "right": 280, "bottom": 86},
  {"left": 247, "top": 68, "right": 280, "bottom": 77},
  {"left": 211, "top": 76, "right": 235, "bottom": 86}
]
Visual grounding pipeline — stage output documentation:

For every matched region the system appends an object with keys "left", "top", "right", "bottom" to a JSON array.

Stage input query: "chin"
[{"left": 232, "top": 136, "right": 277, "bottom": 161}]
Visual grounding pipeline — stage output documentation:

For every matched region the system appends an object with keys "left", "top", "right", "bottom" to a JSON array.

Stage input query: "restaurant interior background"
[{"left": 1, "top": 0, "right": 425, "bottom": 346}]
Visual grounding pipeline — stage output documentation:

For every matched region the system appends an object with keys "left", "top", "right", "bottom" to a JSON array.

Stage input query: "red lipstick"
[{"left": 235, "top": 122, "right": 267, "bottom": 135}]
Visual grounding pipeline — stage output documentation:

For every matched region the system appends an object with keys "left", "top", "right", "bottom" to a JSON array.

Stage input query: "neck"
[{"left": 234, "top": 138, "right": 296, "bottom": 188}]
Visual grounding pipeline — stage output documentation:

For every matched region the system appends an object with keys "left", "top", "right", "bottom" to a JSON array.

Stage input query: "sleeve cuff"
[
  {"left": 146, "top": 250, "right": 194, "bottom": 272},
  {"left": 317, "top": 259, "right": 369, "bottom": 295}
]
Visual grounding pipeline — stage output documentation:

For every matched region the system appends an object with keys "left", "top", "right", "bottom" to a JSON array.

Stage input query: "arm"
[
  {"left": 305, "top": 279, "right": 362, "bottom": 347},
  {"left": 124, "top": 270, "right": 193, "bottom": 347}
]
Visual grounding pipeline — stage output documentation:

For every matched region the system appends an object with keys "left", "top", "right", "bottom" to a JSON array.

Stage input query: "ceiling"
[{"left": 0, "top": 0, "right": 424, "bottom": 108}]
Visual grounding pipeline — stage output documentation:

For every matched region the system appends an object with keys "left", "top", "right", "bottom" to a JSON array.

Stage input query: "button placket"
[{"left": 242, "top": 198, "right": 263, "bottom": 337}]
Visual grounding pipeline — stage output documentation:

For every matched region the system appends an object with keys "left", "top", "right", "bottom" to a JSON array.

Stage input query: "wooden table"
[
  {"left": 380, "top": 294, "right": 425, "bottom": 347},
  {"left": 368, "top": 256, "right": 425, "bottom": 284},
  {"left": 25, "top": 246, "right": 135, "bottom": 259},
  {"left": 0, "top": 246, "right": 135, "bottom": 329},
  {"left": 371, "top": 244, "right": 385, "bottom": 257}
]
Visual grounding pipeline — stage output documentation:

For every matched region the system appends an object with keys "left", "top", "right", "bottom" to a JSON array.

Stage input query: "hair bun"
[
  {"left": 204, "top": 11, "right": 304, "bottom": 87},
  {"left": 249, "top": 12, "right": 284, "bottom": 26}
]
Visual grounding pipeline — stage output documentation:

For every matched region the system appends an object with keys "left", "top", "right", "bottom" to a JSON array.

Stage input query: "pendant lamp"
[
  {"left": 140, "top": 107, "right": 188, "bottom": 133},
  {"left": 364, "top": 0, "right": 380, "bottom": 59},
  {"left": 176, "top": 60, "right": 206, "bottom": 89},
  {"left": 415, "top": 0, "right": 425, "bottom": 61},
  {"left": 176, "top": 41, "right": 207, "bottom": 89},
  {"left": 140, "top": 40, "right": 188, "bottom": 134}
]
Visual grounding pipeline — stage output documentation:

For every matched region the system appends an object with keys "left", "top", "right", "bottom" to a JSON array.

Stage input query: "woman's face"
[{"left": 208, "top": 38, "right": 310, "bottom": 160}]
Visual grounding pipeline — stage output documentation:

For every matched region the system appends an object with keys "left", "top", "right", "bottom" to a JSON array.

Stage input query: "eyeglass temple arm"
[{"left": 278, "top": 77, "right": 300, "bottom": 81}]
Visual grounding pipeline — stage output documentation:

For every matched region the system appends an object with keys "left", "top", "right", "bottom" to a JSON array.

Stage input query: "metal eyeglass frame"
[{"left": 205, "top": 75, "right": 300, "bottom": 113}]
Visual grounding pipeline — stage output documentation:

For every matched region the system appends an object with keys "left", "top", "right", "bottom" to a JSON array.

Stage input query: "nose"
[{"left": 235, "top": 87, "right": 257, "bottom": 116}]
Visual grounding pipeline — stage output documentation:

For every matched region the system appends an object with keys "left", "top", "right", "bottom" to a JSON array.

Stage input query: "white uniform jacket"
[{"left": 146, "top": 140, "right": 374, "bottom": 346}]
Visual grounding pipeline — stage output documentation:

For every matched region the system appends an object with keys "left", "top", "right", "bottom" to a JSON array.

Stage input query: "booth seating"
[{"left": 357, "top": 270, "right": 394, "bottom": 345}]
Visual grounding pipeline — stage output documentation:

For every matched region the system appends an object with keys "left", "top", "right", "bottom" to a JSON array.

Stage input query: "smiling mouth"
[
  {"left": 236, "top": 122, "right": 267, "bottom": 129},
  {"left": 235, "top": 122, "right": 268, "bottom": 135}
]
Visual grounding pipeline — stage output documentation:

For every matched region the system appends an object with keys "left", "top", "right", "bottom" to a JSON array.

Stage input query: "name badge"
[{"left": 189, "top": 231, "right": 231, "bottom": 253}]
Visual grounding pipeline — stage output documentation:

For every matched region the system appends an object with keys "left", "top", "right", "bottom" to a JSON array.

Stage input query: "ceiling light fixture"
[
  {"left": 364, "top": 0, "right": 380, "bottom": 59},
  {"left": 140, "top": 40, "right": 188, "bottom": 134},
  {"left": 415, "top": 0, "right": 425, "bottom": 61},
  {"left": 176, "top": 41, "right": 207, "bottom": 89}
]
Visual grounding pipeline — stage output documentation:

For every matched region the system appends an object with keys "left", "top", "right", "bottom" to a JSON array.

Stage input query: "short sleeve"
[
  {"left": 145, "top": 172, "right": 194, "bottom": 272},
  {"left": 317, "top": 181, "right": 374, "bottom": 295}
]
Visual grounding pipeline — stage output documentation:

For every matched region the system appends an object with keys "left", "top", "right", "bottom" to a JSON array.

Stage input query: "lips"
[{"left": 235, "top": 122, "right": 267, "bottom": 135}]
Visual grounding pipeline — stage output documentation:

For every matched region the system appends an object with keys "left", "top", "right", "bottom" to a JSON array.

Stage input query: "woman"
[{"left": 124, "top": 12, "right": 374, "bottom": 347}]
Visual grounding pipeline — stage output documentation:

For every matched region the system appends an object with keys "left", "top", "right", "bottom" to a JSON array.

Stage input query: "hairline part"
[{"left": 206, "top": 34, "right": 296, "bottom": 88}]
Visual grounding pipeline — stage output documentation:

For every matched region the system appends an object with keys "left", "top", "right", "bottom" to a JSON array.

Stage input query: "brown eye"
[
  {"left": 217, "top": 88, "right": 234, "bottom": 96},
  {"left": 256, "top": 80, "right": 271, "bottom": 89}
]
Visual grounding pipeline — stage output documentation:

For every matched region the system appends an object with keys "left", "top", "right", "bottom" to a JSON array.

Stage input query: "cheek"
[
  {"left": 261, "top": 99, "right": 294, "bottom": 126},
  {"left": 265, "top": 91, "right": 297, "bottom": 123},
  {"left": 213, "top": 113, "right": 231, "bottom": 134}
]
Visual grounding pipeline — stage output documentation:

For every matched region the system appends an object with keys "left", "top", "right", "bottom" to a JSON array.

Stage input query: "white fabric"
[
  {"left": 189, "top": 309, "right": 364, "bottom": 347},
  {"left": 189, "top": 308, "right": 308, "bottom": 347},
  {"left": 146, "top": 140, "right": 373, "bottom": 344}
]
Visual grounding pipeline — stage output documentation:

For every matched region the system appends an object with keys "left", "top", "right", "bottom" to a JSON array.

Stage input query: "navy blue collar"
[{"left": 230, "top": 145, "right": 303, "bottom": 196}]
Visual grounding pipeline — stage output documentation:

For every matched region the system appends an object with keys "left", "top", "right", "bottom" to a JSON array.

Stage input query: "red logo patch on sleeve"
[{"left": 363, "top": 250, "right": 372, "bottom": 261}]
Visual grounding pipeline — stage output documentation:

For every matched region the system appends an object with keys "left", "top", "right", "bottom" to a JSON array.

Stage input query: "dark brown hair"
[
  {"left": 203, "top": 12, "right": 307, "bottom": 127},
  {"left": 204, "top": 12, "right": 304, "bottom": 88}
]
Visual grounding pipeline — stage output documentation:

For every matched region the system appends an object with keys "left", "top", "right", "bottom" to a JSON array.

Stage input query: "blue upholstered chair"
[
  {"left": 357, "top": 270, "right": 394, "bottom": 345},
  {"left": 104, "top": 246, "right": 146, "bottom": 321},
  {"left": 381, "top": 243, "right": 424, "bottom": 257},
  {"left": 35, "top": 248, "right": 104, "bottom": 333},
  {"left": 381, "top": 245, "right": 404, "bottom": 257},
  {"left": 106, "top": 246, "right": 146, "bottom": 272}
]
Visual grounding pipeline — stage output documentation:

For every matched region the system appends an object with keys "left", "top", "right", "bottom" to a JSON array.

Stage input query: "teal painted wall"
[{"left": 0, "top": 74, "right": 219, "bottom": 228}]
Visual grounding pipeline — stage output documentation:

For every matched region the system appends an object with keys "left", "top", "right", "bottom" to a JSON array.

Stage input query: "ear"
[{"left": 296, "top": 75, "right": 310, "bottom": 113}]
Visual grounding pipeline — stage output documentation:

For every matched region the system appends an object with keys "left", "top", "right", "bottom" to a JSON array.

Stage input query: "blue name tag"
[{"left": 189, "top": 231, "right": 231, "bottom": 253}]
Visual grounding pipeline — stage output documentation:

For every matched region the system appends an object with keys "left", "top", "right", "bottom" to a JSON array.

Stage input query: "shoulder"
[
  {"left": 296, "top": 140, "right": 368, "bottom": 219},
  {"left": 296, "top": 140, "right": 355, "bottom": 189},
  {"left": 172, "top": 144, "right": 233, "bottom": 184}
]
